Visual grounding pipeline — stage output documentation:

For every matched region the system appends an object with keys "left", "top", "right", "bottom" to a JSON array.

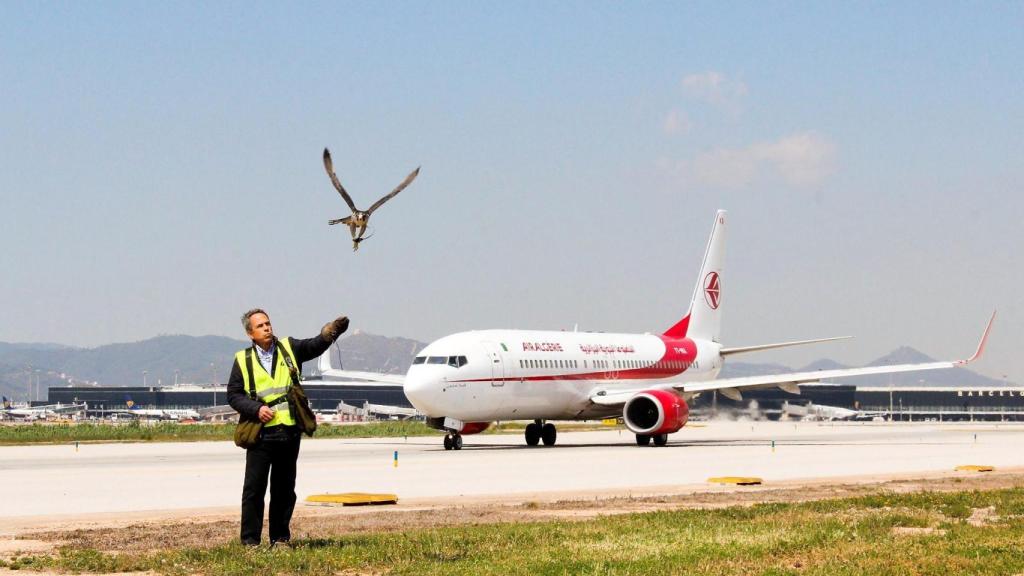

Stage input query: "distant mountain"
[
  {"left": 719, "top": 361, "right": 792, "bottom": 378},
  {"left": 724, "top": 347, "right": 1003, "bottom": 388},
  {"left": 0, "top": 332, "right": 428, "bottom": 401},
  {"left": 799, "top": 359, "right": 848, "bottom": 371},
  {"left": 0, "top": 335, "right": 248, "bottom": 399},
  {"left": 0, "top": 336, "right": 1004, "bottom": 402},
  {"left": 314, "top": 331, "right": 427, "bottom": 376}
]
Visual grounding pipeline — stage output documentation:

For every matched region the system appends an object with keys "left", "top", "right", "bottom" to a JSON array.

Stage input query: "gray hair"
[{"left": 241, "top": 308, "right": 268, "bottom": 333}]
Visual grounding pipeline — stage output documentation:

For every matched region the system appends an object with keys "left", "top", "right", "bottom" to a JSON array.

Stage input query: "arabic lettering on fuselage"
[
  {"left": 522, "top": 342, "right": 564, "bottom": 352},
  {"left": 578, "top": 344, "right": 636, "bottom": 355}
]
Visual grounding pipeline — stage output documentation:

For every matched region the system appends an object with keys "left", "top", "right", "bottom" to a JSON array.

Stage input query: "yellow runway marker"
[
  {"left": 955, "top": 465, "right": 995, "bottom": 472},
  {"left": 306, "top": 493, "right": 398, "bottom": 506},
  {"left": 708, "top": 477, "right": 763, "bottom": 485}
]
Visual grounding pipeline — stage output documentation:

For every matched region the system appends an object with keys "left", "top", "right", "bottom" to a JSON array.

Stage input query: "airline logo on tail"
[
  {"left": 2, "top": 396, "right": 9, "bottom": 409},
  {"left": 704, "top": 272, "right": 721, "bottom": 309}
]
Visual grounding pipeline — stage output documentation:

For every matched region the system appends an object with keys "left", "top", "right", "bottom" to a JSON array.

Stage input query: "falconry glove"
[{"left": 320, "top": 315, "right": 350, "bottom": 342}]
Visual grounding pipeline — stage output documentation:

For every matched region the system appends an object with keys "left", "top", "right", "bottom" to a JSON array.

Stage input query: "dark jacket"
[{"left": 227, "top": 335, "right": 332, "bottom": 420}]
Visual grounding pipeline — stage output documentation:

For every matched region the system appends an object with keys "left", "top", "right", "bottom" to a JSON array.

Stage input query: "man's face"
[{"left": 247, "top": 313, "right": 274, "bottom": 349}]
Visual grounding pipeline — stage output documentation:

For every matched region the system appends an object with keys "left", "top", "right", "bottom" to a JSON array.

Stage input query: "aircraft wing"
[
  {"left": 678, "top": 361, "right": 954, "bottom": 397},
  {"left": 592, "top": 312, "right": 994, "bottom": 406},
  {"left": 317, "top": 370, "right": 406, "bottom": 386},
  {"left": 682, "top": 311, "right": 994, "bottom": 400}
]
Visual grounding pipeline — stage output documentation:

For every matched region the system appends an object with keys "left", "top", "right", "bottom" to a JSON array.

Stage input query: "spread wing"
[
  {"left": 367, "top": 166, "right": 420, "bottom": 214},
  {"left": 590, "top": 312, "right": 996, "bottom": 408},
  {"left": 323, "top": 148, "right": 358, "bottom": 213}
]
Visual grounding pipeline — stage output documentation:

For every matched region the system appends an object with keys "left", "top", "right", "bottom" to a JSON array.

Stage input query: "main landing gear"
[
  {"left": 443, "top": 432, "right": 463, "bottom": 450},
  {"left": 635, "top": 433, "right": 669, "bottom": 447},
  {"left": 524, "top": 420, "right": 557, "bottom": 446}
]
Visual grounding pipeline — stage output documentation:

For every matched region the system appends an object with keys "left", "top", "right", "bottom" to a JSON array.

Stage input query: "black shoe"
[
  {"left": 270, "top": 539, "right": 293, "bottom": 549},
  {"left": 242, "top": 539, "right": 260, "bottom": 547}
]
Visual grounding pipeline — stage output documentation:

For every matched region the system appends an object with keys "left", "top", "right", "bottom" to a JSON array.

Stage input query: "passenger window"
[{"left": 413, "top": 356, "right": 426, "bottom": 365}]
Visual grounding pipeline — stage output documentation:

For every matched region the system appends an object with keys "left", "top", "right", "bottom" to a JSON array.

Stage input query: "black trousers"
[{"left": 240, "top": 425, "right": 301, "bottom": 544}]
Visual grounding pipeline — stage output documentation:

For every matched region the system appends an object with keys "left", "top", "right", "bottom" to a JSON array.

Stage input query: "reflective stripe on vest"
[{"left": 235, "top": 337, "right": 297, "bottom": 427}]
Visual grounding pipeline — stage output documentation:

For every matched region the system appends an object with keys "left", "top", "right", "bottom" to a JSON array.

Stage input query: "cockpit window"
[
  {"left": 426, "top": 356, "right": 447, "bottom": 365},
  {"left": 412, "top": 356, "right": 426, "bottom": 365},
  {"left": 448, "top": 355, "right": 468, "bottom": 368}
]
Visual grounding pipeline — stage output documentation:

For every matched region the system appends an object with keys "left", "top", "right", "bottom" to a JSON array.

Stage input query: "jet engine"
[{"left": 622, "top": 390, "right": 689, "bottom": 435}]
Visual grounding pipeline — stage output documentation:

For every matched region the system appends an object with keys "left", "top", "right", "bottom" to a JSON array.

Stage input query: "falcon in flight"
[{"left": 323, "top": 148, "right": 421, "bottom": 251}]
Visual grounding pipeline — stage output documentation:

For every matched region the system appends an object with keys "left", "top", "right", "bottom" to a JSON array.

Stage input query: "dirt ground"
[{"left": 4, "top": 467, "right": 1023, "bottom": 558}]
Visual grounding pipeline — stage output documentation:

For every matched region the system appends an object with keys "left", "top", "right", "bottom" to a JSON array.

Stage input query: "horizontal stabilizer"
[{"left": 720, "top": 336, "right": 852, "bottom": 357}]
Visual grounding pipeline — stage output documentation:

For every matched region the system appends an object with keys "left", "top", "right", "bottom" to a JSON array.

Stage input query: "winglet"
[{"left": 956, "top": 311, "right": 996, "bottom": 366}]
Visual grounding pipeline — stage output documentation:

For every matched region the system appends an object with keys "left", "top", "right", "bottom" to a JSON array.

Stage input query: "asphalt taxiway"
[{"left": 1, "top": 421, "right": 1021, "bottom": 526}]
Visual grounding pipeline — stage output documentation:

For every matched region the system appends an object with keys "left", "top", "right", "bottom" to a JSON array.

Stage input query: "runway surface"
[{"left": 1, "top": 421, "right": 1022, "bottom": 522}]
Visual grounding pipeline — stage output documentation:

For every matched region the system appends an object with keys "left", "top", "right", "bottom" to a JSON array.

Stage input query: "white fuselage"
[{"left": 403, "top": 329, "right": 722, "bottom": 422}]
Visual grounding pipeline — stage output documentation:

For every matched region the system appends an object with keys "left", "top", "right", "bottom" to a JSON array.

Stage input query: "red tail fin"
[{"left": 663, "top": 315, "right": 690, "bottom": 339}]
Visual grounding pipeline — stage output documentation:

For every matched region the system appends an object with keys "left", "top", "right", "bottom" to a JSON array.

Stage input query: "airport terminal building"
[
  {"left": 47, "top": 379, "right": 408, "bottom": 414},
  {"left": 690, "top": 384, "right": 1024, "bottom": 421},
  {"left": 46, "top": 380, "right": 1024, "bottom": 421}
]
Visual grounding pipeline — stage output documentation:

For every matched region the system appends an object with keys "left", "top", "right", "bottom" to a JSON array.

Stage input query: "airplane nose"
[{"left": 403, "top": 370, "right": 440, "bottom": 415}]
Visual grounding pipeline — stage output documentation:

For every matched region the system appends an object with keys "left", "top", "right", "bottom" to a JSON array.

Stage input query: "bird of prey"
[{"left": 322, "top": 147, "right": 421, "bottom": 251}]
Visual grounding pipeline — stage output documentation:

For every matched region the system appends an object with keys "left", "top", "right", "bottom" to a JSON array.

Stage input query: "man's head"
[{"left": 241, "top": 308, "right": 274, "bottom": 349}]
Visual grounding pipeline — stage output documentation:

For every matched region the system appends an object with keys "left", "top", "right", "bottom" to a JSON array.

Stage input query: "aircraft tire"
[
  {"left": 541, "top": 423, "right": 557, "bottom": 446},
  {"left": 635, "top": 434, "right": 651, "bottom": 446},
  {"left": 453, "top": 434, "right": 463, "bottom": 450},
  {"left": 653, "top": 434, "right": 668, "bottom": 447},
  {"left": 525, "top": 423, "right": 541, "bottom": 446},
  {"left": 443, "top": 435, "right": 453, "bottom": 450}
]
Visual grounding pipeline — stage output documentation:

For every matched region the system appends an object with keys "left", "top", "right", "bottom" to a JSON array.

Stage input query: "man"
[{"left": 227, "top": 308, "right": 349, "bottom": 547}]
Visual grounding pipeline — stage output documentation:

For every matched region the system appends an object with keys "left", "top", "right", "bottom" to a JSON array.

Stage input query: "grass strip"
[
  {"left": 0, "top": 420, "right": 440, "bottom": 445},
  {"left": 0, "top": 421, "right": 610, "bottom": 445},
  {"left": 8, "top": 488, "right": 1024, "bottom": 575}
]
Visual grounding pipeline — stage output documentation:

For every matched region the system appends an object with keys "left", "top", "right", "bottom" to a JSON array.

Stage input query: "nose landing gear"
[{"left": 443, "top": 433, "right": 463, "bottom": 450}]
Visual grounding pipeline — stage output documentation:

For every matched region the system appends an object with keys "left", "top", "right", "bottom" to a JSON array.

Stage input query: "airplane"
[
  {"left": 780, "top": 400, "right": 860, "bottom": 421},
  {"left": 1, "top": 397, "right": 87, "bottom": 420},
  {"left": 397, "top": 210, "right": 995, "bottom": 450},
  {"left": 111, "top": 397, "right": 199, "bottom": 421},
  {"left": 315, "top": 342, "right": 407, "bottom": 386}
]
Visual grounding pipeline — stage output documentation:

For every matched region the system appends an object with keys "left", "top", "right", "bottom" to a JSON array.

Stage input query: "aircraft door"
[{"left": 480, "top": 341, "right": 507, "bottom": 387}]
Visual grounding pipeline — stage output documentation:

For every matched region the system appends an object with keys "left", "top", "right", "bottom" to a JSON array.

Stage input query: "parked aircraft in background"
[
  {"left": 110, "top": 397, "right": 199, "bottom": 421},
  {"left": 315, "top": 347, "right": 406, "bottom": 386},
  {"left": 1, "top": 396, "right": 87, "bottom": 420},
  {"left": 399, "top": 210, "right": 994, "bottom": 449},
  {"left": 780, "top": 401, "right": 861, "bottom": 421}
]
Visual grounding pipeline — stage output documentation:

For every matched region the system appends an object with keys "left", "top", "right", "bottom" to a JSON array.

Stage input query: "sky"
[{"left": 2, "top": 2, "right": 1021, "bottom": 383}]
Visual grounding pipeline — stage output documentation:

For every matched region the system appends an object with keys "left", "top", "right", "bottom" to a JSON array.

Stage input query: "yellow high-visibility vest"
[{"left": 235, "top": 338, "right": 298, "bottom": 428}]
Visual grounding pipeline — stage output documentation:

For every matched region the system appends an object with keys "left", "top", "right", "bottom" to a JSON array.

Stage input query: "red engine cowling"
[
  {"left": 459, "top": 422, "right": 491, "bottom": 435},
  {"left": 622, "top": 390, "right": 689, "bottom": 435}
]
